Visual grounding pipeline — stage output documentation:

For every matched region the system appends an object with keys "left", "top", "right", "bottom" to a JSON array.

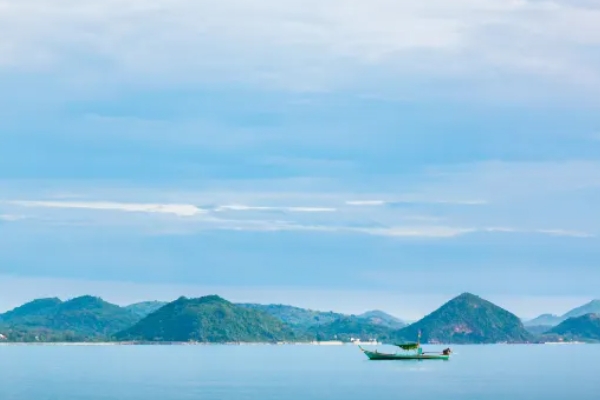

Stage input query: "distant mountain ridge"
[
  {"left": 125, "top": 301, "right": 168, "bottom": 318},
  {"left": 238, "top": 304, "right": 405, "bottom": 331},
  {"left": 238, "top": 303, "right": 344, "bottom": 329},
  {"left": 563, "top": 300, "right": 600, "bottom": 319},
  {"left": 357, "top": 310, "right": 406, "bottom": 329},
  {"left": 524, "top": 314, "right": 563, "bottom": 327},
  {"left": 306, "top": 315, "right": 398, "bottom": 342},
  {"left": 525, "top": 300, "right": 600, "bottom": 328}
]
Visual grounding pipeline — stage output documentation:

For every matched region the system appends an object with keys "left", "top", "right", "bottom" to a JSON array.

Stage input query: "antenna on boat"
[{"left": 417, "top": 330, "right": 421, "bottom": 346}]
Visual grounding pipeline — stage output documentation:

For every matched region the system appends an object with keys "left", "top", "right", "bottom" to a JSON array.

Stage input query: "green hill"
[
  {"left": 357, "top": 310, "right": 406, "bottom": 329},
  {"left": 397, "top": 293, "right": 532, "bottom": 344},
  {"left": 547, "top": 314, "right": 600, "bottom": 342},
  {"left": 0, "top": 298, "right": 63, "bottom": 322},
  {"left": 238, "top": 303, "right": 343, "bottom": 329},
  {"left": 239, "top": 304, "right": 405, "bottom": 329},
  {"left": 124, "top": 301, "right": 168, "bottom": 318},
  {"left": 0, "top": 296, "right": 139, "bottom": 342},
  {"left": 116, "top": 296, "right": 299, "bottom": 343},
  {"left": 306, "top": 315, "right": 396, "bottom": 342}
]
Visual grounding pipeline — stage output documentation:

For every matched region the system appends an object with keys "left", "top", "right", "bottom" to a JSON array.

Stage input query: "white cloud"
[
  {"left": 484, "top": 226, "right": 594, "bottom": 238},
  {"left": 4, "top": 167, "right": 597, "bottom": 240},
  {"left": 535, "top": 229, "right": 594, "bottom": 238},
  {"left": 393, "top": 199, "right": 488, "bottom": 206},
  {"left": 0, "top": 214, "right": 26, "bottom": 221},
  {"left": 1, "top": 0, "right": 599, "bottom": 94},
  {"left": 15, "top": 203, "right": 471, "bottom": 238},
  {"left": 483, "top": 227, "right": 519, "bottom": 233},
  {"left": 215, "top": 205, "right": 336, "bottom": 213},
  {"left": 205, "top": 220, "right": 475, "bottom": 238},
  {"left": 346, "top": 200, "right": 387, "bottom": 206},
  {"left": 202, "top": 219, "right": 594, "bottom": 239},
  {"left": 432, "top": 200, "right": 488, "bottom": 205},
  {"left": 360, "top": 226, "right": 474, "bottom": 238},
  {"left": 11, "top": 200, "right": 206, "bottom": 217},
  {"left": 346, "top": 199, "right": 487, "bottom": 206}
]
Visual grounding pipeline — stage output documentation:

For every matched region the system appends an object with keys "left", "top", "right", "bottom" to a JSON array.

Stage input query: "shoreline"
[
  {"left": 0, "top": 341, "right": 591, "bottom": 346},
  {"left": 0, "top": 341, "right": 350, "bottom": 346}
]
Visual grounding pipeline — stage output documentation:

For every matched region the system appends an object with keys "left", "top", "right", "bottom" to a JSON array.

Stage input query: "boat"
[{"left": 359, "top": 331, "right": 451, "bottom": 361}]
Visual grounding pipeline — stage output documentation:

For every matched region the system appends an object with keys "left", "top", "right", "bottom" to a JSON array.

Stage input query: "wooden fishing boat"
[
  {"left": 359, "top": 331, "right": 451, "bottom": 361},
  {"left": 359, "top": 346, "right": 451, "bottom": 360}
]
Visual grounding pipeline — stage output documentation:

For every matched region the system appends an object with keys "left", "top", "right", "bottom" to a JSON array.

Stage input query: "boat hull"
[{"left": 360, "top": 348, "right": 449, "bottom": 361}]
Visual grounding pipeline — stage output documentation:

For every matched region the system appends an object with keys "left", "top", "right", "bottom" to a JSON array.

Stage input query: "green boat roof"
[{"left": 395, "top": 342, "right": 420, "bottom": 350}]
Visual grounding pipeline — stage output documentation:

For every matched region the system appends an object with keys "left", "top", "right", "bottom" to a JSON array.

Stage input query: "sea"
[{"left": 0, "top": 343, "right": 598, "bottom": 400}]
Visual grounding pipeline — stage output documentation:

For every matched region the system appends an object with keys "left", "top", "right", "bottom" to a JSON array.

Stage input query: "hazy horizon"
[{"left": 0, "top": 275, "right": 596, "bottom": 320}]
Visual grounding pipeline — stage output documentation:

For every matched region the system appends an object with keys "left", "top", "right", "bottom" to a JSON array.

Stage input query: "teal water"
[{"left": 0, "top": 344, "right": 598, "bottom": 399}]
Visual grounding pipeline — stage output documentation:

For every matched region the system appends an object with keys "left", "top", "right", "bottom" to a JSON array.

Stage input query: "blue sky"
[{"left": 1, "top": 0, "right": 600, "bottom": 319}]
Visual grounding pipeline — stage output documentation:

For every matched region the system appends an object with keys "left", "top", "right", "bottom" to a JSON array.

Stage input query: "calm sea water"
[{"left": 0, "top": 343, "right": 598, "bottom": 399}]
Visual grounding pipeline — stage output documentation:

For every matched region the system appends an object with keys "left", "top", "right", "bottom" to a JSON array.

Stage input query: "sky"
[{"left": 1, "top": 0, "right": 600, "bottom": 320}]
